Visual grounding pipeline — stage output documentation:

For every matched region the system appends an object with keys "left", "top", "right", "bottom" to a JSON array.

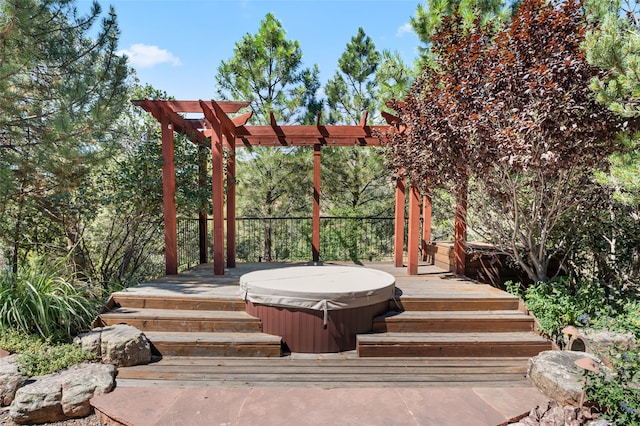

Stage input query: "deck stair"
[
  {"left": 96, "top": 290, "right": 282, "bottom": 358},
  {"left": 114, "top": 355, "right": 535, "bottom": 388},
  {"left": 98, "top": 263, "right": 553, "bottom": 387},
  {"left": 357, "top": 284, "right": 552, "bottom": 358}
]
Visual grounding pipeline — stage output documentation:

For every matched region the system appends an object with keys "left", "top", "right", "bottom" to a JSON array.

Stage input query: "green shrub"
[
  {"left": 509, "top": 278, "right": 610, "bottom": 342},
  {"left": 0, "top": 257, "right": 99, "bottom": 341},
  {"left": 591, "top": 300, "right": 640, "bottom": 339},
  {"left": 0, "top": 328, "right": 95, "bottom": 376},
  {"left": 506, "top": 278, "right": 640, "bottom": 424},
  {"left": 584, "top": 347, "right": 640, "bottom": 425}
]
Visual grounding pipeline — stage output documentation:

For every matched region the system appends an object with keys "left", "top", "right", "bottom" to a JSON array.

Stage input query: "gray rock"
[
  {"left": 100, "top": 324, "right": 151, "bottom": 367},
  {"left": 60, "top": 363, "right": 116, "bottom": 417},
  {"left": 527, "top": 351, "right": 602, "bottom": 405},
  {"left": 9, "top": 362, "right": 115, "bottom": 424},
  {"left": 73, "top": 328, "right": 103, "bottom": 357},
  {"left": 0, "top": 355, "right": 27, "bottom": 407},
  {"left": 75, "top": 324, "right": 151, "bottom": 367}
]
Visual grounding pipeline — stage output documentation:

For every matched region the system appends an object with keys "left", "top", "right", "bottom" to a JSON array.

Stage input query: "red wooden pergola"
[{"left": 133, "top": 99, "right": 466, "bottom": 276}]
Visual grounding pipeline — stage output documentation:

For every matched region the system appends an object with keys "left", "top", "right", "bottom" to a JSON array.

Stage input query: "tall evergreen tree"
[
  {"left": 0, "top": 0, "right": 128, "bottom": 269},
  {"left": 581, "top": 0, "right": 640, "bottom": 287},
  {"left": 215, "top": 12, "right": 321, "bottom": 124},
  {"left": 325, "top": 27, "right": 380, "bottom": 125},
  {"left": 323, "top": 28, "right": 393, "bottom": 217},
  {"left": 214, "top": 13, "right": 318, "bottom": 261},
  {"left": 375, "top": 49, "right": 415, "bottom": 115},
  {"left": 584, "top": 0, "right": 640, "bottom": 118}
]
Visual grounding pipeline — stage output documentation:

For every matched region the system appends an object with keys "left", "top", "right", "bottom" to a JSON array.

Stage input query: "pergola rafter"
[{"left": 134, "top": 99, "right": 445, "bottom": 276}]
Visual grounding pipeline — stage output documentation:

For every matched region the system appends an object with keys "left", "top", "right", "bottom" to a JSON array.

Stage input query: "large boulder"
[
  {"left": 9, "top": 362, "right": 115, "bottom": 424},
  {"left": 0, "top": 355, "right": 28, "bottom": 407},
  {"left": 527, "top": 350, "right": 603, "bottom": 405},
  {"left": 75, "top": 324, "right": 151, "bottom": 367}
]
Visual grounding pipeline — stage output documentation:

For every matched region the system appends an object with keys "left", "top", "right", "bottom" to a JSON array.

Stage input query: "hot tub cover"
[{"left": 239, "top": 265, "right": 396, "bottom": 313}]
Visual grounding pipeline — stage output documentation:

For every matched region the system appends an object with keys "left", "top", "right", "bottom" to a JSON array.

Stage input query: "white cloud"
[
  {"left": 118, "top": 43, "right": 182, "bottom": 68},
  {"left": 396, "top": 22, "right": 413, "bottom": 37}
]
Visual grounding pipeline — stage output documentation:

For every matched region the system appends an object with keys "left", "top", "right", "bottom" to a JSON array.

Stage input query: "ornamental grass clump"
[{"left": 0, "top": 257, "right": 98, "bottom": 342}]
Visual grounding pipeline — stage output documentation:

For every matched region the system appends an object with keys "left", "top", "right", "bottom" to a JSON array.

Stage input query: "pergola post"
[
  {"left": 226, "top": 135, "right": 236, "bottom": 268},
  {"left": 312, "top": 144, "right": 321, "bottom": 262},
  {"left": 454, "top": 180, "right": 468, "bottom": 275},
  {"left": 407, "top": 182, "right": 421, "bottom": 275},
  {"left": 198, "top": 143, "right": 208, "bottom": 264},
  {"left": 133, "top": 99, "right": 394, "bottom": 276},
  {"left": 160, "top": 110, "right": 178, "bottom": 275},
  {"left": 211, "top": 120, "right": 225, "bottom": 275},
  {"left": 421, "top": 188, "right": 432, "bottom": 261},
  {"left": 393, "top": 175, "right": 406, "bottom": 267}
]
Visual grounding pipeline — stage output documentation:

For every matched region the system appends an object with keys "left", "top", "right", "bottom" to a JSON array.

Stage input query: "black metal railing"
[
  {"left": 177, "top": 216, "right": 414, "bottom": 269},
  {"left": 177, "top": 217, "right": 201, "bottom": 271}
]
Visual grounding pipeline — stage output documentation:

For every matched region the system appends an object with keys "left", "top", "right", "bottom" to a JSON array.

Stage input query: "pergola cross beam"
[{"left": 134, "top": 98, "right": 439, "bottom": 276}]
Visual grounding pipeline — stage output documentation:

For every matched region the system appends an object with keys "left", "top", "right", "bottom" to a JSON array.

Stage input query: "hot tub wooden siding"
[{"left": 246, "top": 300, "right": 390, "bottom": 353}]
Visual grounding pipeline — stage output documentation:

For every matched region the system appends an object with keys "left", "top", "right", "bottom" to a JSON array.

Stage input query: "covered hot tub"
[{"left": 240, "top": 265, "right": 395, "bottom": 353}]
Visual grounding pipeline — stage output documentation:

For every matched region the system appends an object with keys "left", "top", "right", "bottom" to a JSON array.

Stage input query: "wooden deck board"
[
  {"left": 99, "top": 261, "right": 553, "bottom": 385},
  {"left": 114, "top": 378, "right": 533, "bottom": 388},
  {"left": 358, "top": 332, "right": 549, "bottom": 343},
  {"left": 116, "top": 356, "right": 532, "bottom": 388},
  {"left": 103, "top": 307, "right": 258, "bottom": 320}
]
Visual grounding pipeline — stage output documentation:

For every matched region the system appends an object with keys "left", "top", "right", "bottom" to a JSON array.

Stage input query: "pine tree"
[
  {"left": 215, "top": 12, "right": 321, "bottom": 125},
  {"left": 323, "top": 28, "right": 393, "bottom": 217},
  {"left": 0, "top": 0, "right": 128, "bottom": 269},
  {"left": 214, "top": 13, "right": 318, "bottom": 261}
]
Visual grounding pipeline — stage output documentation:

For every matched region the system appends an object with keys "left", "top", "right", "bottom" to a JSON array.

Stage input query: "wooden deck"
[{"left": 97, "top": 262, "right": 553, "bottom": 387}]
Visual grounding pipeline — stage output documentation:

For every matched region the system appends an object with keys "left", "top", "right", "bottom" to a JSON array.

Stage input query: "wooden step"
[
  {"left": 143, "top": 332, "right": 282, "bottom": 357},
  {"left": 97, "top": 308, "right": 262, "bottom": 333},
  {"left": 373, "top": 310, "right": 534, "bottom": 333},
  {"left": 110, "top": 293, "right": 245, "bottom": 311},
  {"left": 396, "top": 296, "right": 520, "bottom": 311},
  {"left": 115, "top": 355, "right": 533, "bottom": 387},
  {"left": 356, "top": 332, "right": 552, "bottom": 358}
]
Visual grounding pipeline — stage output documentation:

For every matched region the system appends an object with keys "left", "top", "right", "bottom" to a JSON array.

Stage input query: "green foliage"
[
  {"left": 507, "top": 277, "right": 640, "bottom": 341},
  {"left": 519, "top": 278, "right": 609, "bottom": 341},
  {"left": 0, "top": 0, "right": 128, "bottom": 269},
  {"left": 375, "top": 50, "right": 416, "bottom": 116},
  {"left": 235, "top": 147, "right": 312, "bottom": 219},
  {"left": 582, "top": 0, "right": 640, "bottom": 292},
  {"left": 0, "top": 328, "right": 95, "bottom": 376},
  {"left": 325, "top": 27, "right": 380, "bottom": 124},
  {"left": 323, "top": 28, "right": 394, "bottom": 217},
  {"left": 584, "top": 0, "right": 640, "bottom": 118},
  {"left": 0, "top": 257, "right": 98, "bottom": 341},
  {"left": 235, "top": 147, "right": 312, "bottom": 261},
  {"left": 590, "top": 300, "right": 640, "bottom": 339},
  {"left": 321, "top": 147, "right": 394, "bottom": 217},
  {"left": 215, "top": 12, "right": 321, "bottom": 124},
  {"left": 410, "top": 0, "right": 510, "bottom": 67},
  {"left": 508, "top": 279, "right": 640, "bottom": 424},
  {"left": 584, "top": 348, "right": 640, "bottom": 424}
]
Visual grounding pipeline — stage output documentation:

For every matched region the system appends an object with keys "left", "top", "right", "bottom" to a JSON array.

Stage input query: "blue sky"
[{"left": 86, "top": 0, "right": 422, "bottom": 100}]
